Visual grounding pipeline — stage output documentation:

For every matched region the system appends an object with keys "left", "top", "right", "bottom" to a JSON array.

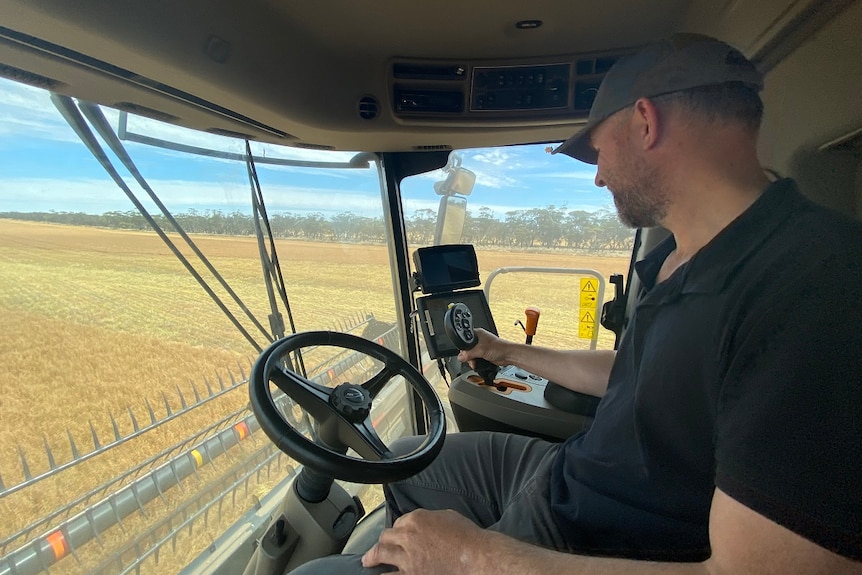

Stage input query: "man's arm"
[
  {"left": 457, "top": 328, "right": 615, "bottom": 398},
  {"left": 363, "top": 488, "right": 862, "bottom": 575}
]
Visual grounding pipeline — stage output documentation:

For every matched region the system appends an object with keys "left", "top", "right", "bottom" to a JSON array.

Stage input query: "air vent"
[
  {"left": 0, "top": 64, "right": 64, "bottom": 90},
  {"left": 358, "top": 96, "right": 379, "bottom": 120},
  {"left": 205, "top": 127, "right": 256, "bottom": 140},
  {"left": 413, "top": 145, "right": 452, "bottom": 151},
  {"left": 295, "top": 142, "right": 336, "bottom": 151},
  {"left": 114, "top": 102, "right": 179, "bottom": 123}
]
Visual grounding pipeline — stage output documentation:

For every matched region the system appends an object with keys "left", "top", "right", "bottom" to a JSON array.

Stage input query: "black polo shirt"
[{"left": 549, "top": 179, "right": 862, "bottom": 561}]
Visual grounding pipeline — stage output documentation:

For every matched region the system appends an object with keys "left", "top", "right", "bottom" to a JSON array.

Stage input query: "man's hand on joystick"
[{"left": 443, "top": 302, "right": 500, "bottom": 388}]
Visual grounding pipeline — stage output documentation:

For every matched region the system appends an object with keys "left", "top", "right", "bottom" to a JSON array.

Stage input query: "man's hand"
[
  {"left": 362, "top": 509, "right": 490, "bottom": 574},
  {"left": 360, "top": 491, "right": 862, "bottom": 575},
  {"left": 457, "top": 328, "right": 508, "bottom": 367}
]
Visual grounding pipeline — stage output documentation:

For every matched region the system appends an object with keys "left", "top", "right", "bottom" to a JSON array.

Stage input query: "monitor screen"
[
  {"left": 416, "top": 289, "right": 497, "bottom": 358},
  {"left": 413, "top": 244, "right": 481, "bottom": 294}
]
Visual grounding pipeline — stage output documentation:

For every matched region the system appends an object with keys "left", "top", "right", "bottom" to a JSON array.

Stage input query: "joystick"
[{"left": 443, "top": 302, "right": 500, "bottom": 388}]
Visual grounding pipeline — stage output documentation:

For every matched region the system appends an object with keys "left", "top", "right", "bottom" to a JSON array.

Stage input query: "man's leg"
[
  {"left": 288, "top": 431, "right": 564, "bottom": 575},
  {"left": 385, "top": 431, "right": 563, "bottom": 546}
]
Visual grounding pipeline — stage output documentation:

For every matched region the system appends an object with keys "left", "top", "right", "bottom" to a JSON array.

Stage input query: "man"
[{"left": 295, "top": 34, "right": 862, "bottom": 574}]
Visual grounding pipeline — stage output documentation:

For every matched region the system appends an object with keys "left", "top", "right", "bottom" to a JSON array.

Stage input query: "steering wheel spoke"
[
  {"left": 360, "top": 365, "right": 398, "bottom": 398},
  {"left": 270, "top": 366, "right": 334, "bottom": 422},
  {"left": 341, "top": 418, "right": 394, "bottom": 461}
]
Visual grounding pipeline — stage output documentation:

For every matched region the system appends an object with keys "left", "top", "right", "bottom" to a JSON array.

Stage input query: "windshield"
[{"left": 0, "top": 78, "right": 410, "bottom": 574}]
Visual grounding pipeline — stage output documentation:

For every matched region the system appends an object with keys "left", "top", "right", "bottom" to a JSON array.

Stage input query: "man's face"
[{"left": 591, "top": 108, "right": 668, "bottom": 228}]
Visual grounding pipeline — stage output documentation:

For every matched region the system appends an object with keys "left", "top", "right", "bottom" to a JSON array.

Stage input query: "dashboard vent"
[
  {"left": 114, "top": 102, "right": 179, "bottom": 123},
  {"left": 205, "top": 127, "right": 256, "bottom": 140},
  {"left": 413, "top": 144, "right": 452, "bottom": 151},
  {"left": 295, "top": 142, "right": 336, "bottom": 150},
  {"left": 358, "top": 96, "right": 379, "bottom": 120},
  {"left": 0, "top": 64, "right": 64, "bottom": 90}
]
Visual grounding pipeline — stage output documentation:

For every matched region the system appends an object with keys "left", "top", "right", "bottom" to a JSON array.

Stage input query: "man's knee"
[{"left": 389, "top": 434, "right": 426, "bottom": 457}]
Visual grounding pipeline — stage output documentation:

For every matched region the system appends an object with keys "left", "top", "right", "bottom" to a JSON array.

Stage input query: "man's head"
[
  {"left": 555, "top": 34, "right": 764, "bottom": 228},
  {"left": 555, "top": 34, "right": 763, "bottom": 165}
]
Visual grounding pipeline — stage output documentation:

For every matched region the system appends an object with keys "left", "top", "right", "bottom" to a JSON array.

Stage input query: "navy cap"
[{"left": 554, "top": 34, "right": 763, "bottom": 164}]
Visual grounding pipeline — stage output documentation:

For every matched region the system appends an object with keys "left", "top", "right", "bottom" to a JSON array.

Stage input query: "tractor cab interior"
[{"left": 0, "top": 1, "right": 859, "bottom": 574}]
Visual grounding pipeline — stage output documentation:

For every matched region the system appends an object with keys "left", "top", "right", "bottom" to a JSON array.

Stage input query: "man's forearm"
[{"left": 503, "top": 344, "right": 615, "bottom": 398}]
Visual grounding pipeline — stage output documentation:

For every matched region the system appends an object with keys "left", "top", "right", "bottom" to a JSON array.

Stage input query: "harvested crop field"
[{"left": 0, "top": 219, "right": 629, "bottom": 573}]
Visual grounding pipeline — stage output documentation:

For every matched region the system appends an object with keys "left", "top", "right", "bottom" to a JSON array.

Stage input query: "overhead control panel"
[
  {"left": 390, "top": 51, "right": 627, "bottom": 123},
  {"left": 470, "top": 63, "right": 570, "bottom": 112}
]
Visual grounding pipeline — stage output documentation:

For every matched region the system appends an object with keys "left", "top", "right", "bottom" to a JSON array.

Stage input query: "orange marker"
[{"left": 46, "top": 530, "right": 69, "bottom": 560}]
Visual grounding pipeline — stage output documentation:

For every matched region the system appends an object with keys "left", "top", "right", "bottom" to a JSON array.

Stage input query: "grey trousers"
[{"left": 288, "top": 431, "right": 565, "bottom": 575}]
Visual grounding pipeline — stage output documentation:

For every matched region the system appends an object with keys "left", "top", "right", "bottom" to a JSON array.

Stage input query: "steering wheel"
[{"left": 249, "top": 331, "right": 446, "bottom": 483}]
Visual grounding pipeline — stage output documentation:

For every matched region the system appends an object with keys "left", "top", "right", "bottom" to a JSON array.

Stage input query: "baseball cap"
[{"left": 554, "top": 34, "right": 763, "bottom": 165}]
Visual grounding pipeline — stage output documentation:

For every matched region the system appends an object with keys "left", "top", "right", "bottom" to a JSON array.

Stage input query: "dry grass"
[{"left": 0, "top": 219, "right": 629, "bottom": 573}]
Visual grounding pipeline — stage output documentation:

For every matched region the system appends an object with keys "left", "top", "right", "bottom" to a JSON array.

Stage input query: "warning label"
[
  {"left": 578, "top": 277, "right": 599, "bottom": 339},
  {"left": 579, "top": 278, "right": 599, "bottom": 309}
]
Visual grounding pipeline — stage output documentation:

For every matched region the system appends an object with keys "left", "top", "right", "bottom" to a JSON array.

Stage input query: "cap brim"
[{"left": 552, "top": 126, "right": 598, "bottom": 165}]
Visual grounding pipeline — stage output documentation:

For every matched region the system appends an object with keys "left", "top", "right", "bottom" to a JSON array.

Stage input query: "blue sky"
[{"left": 0, "top": 77, "right": 612, "bottom": 219}]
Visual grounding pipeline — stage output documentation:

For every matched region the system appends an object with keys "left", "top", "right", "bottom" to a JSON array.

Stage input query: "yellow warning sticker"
[
  {"left": 578, "top": 278, "right": 599, "bottom": 339},
  {"left": 580, "top": 278, "right": 599, "bottom": 308}
]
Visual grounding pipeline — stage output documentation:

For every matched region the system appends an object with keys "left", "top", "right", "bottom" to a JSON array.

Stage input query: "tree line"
[{"left": 0, "top": 206, "right": 634, "bottom": 251}]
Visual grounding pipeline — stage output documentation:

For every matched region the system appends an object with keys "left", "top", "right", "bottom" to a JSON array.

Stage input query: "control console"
[{"left": 442, "top": 300, "right": 597, "bottom": 441}]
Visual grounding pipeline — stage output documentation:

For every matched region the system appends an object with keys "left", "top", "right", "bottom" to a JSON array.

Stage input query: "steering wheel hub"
[{"left": 330, "top": 383, "right": 372, "bottom": 423}]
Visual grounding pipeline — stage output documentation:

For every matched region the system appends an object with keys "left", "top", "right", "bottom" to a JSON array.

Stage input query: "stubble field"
[{"left": 0, "top": 219, "right": 629, "bottom": 573}]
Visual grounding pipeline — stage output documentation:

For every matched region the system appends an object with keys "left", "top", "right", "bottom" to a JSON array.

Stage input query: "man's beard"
[{"left": 607, "top": 150, "right": 669, "bottom": 229}]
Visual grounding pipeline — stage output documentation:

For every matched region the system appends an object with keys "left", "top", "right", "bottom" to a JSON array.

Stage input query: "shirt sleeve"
[{"left": 714, "top": 254, "right": 862, "bottom": 561}]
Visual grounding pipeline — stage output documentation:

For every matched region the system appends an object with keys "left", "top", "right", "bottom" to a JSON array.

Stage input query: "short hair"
[{"left": 651, "top": 82, "right": 764, "bottom": 131}]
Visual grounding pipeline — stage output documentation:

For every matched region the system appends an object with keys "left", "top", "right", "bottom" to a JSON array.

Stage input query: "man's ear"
[{"left": 632, "top": 97, "right": 661, "bottom": 153}]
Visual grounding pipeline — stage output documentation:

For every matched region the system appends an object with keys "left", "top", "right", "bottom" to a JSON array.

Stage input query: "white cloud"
[
  {"left": 0, "top": 81, "right": 80, "bottom": 143},
  {"left": 470, "top": 148, "right": 512, "bottom": 167}
]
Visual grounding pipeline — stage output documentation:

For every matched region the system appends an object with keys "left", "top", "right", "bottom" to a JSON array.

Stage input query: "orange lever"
[{"left": 524, "top": 307, "right": 540, "bottom": 344}]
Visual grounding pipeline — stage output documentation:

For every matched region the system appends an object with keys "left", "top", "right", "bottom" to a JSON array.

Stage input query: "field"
[{"left": 0, "top": 219, "right": 629, "bottom": 573}]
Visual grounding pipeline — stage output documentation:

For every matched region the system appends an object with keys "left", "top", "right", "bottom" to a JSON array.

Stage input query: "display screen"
[
  {"left": 416, "top": 289, "right": 497, "bottom": 358},
  {"left": 413, "top": 244, "right": 480, "bottom": 294}
]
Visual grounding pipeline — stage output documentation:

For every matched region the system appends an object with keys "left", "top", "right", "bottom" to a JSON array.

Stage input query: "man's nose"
[{"left": 595, "top": 171, "right": 606, "bottom": 188}]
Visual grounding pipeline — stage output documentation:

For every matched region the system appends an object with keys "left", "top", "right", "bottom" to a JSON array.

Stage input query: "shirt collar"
[{"left": 635, "top": 178, "right": 810, "bottom": 296}]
